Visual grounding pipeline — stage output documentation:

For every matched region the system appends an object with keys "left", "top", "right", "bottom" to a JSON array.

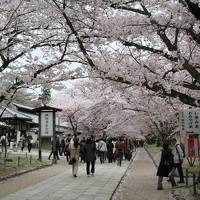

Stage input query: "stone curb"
[
  {"left": 0, "top": 163, "right": 52, "bottom": 182},
  {"left": 110, "top": 150, "right": 138, "bottom": 200}
]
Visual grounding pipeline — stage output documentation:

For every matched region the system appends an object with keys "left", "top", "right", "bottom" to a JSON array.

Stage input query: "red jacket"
[{"left": 115, "top": 141, "right": 125, "bottom": 152}]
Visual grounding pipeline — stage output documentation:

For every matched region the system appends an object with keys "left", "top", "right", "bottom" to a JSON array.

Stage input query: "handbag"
[{"left": 69, "top": 157, "right": 76, "bottom": 165}]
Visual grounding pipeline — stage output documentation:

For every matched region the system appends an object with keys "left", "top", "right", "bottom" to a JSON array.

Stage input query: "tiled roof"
[
  {"left": 12, "top": 103, "right": 34, "bottom": 110},
  {"left": 0, "top": 107, "right": 32, "bottom": 120}
]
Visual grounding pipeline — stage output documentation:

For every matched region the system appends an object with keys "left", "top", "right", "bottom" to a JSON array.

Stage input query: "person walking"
[
  {"left": 80, "top": 137, "right": 86, "bottom": 162},
  {"left": 64, "top": 138, "right": 71, "bottom": 162},
  {"left": 97, "top": 138, "right": 107, "bottom": 164},
  {"left": 48, "top": 136, "right": 60, "bottom": 160},
  {"left": 19, "top": 134, "right": 25, "bottom": 152},
  {"left": 83, "top": 137, "right": 96, "bottom": 177},
  {"left": 157, "top": 142, "right": 175, "bottom": 190},
  {"left": 27, "top": 133, "right": 33, "bottom": 153},
  {"left": 170, "top": 138, "right": 185, "bottom": 184},
  {"left": 107, "top": 138, "right": 114, "bottom": 163},
  {"left": 59, "top": 136, "right": 66, "bottom": 156},
  {"left": 0, "top": 134, "right": 6, "bottom": 152},
  {"left": 115, "top": 137, "right": 125, "bottom": 166},
  {"left": 69, "top": 137, "right": 80, "bottom": 177}
]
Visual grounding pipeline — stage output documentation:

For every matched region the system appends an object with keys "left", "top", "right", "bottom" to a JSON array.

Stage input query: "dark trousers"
[
  {"left": 1, "top": 144, "right": 6, "bottom": 152},
  {"left": 86, "top": 161, "right": 95, "bottom": 175},
  {"left": 65, "top": 151, "right": 70, "bottom": 161},
  {"left": 28, "top": 143, "right": 32, "bottom": 153},
  {"left": 116, "top": 151, "right": 123, "bottom": 166},
  {"left": 99, "top": 151, "right": 105, "bottom": 164},
  {"left": 48, "top": 150, "right": 59, "bottom": 160},
  {"left": 107, "top": 151, "right": 113, "bottom": 163},
  {"left": 174, "top": 163, "right": 184, "bottom": 182},
  {"left": 59, "top": 146, "right": 65, "bottom": 156},
  {"left": 21, "top": 142, "right": 25, "bottom": 152}
]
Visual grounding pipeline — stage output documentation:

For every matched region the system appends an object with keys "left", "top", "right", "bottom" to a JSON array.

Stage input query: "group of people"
[
  {"left": 0, "top": 133, "right": 34, "bottom": 153},
  {"left": 157, "top": 138, "right": 185, "bottom": 190},
  {"left": 50, "top": 134, "right": 136, "bottom": 178},
  {"left": 19, "top": 133, "right": 33, "bottom": 153}
]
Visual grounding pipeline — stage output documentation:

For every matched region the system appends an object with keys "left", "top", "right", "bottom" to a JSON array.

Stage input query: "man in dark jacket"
[
  {"left": 80, "top": 137, "right": 86, "bottom": 162},
  {"left": 48, "top": 136, "right": 60, "bottom": 160},
  {"left": 83, "top": 137, "right": 96, "bottom": 177},
  {"left": 107, "top": 138, "right": 114, "bottom": 163}
]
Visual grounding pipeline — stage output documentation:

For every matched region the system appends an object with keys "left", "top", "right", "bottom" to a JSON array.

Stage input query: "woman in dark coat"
[
  {"left": 107, "top": 139, "right": 114, "bottom": 163},
  {"left": 83, "top": 137, "right": 96, "bottom": 177},
  {"left": 157, "top": 142, "right": 174, "bottom": 189}
]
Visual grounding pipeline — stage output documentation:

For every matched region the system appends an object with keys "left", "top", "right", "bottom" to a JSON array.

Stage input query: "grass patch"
[
  {"left": 183, "top": 159, "right": 200, "bottom": 174},
  {"left": 146, "top": 144, "right": 162, "bottom": 154},
  {"left": 0, "top": 156, "right": 44, "bottom": 178}
]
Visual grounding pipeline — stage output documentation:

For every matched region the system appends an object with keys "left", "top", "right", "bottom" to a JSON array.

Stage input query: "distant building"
[{"left": 0, "top": 103, "right": 73, "bottom": 146}]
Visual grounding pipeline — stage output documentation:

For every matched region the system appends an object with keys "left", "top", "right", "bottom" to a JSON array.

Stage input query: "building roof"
[
  {"left": 32, "top": 105, "right": 62, "bottom": 112},
  {"left": 0, "top": 107, "right": 32, "bottom": 121},
  {"left": 13, "top": 103, "right": 34, "bottom": 111},
  {"left": 0, "top": 104, "right": 71, "bottom": 133}
]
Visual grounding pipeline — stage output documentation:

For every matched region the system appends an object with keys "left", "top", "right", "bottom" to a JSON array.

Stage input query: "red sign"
[{"left": 185, "top": 135, "right": 198, "bottom": 158}]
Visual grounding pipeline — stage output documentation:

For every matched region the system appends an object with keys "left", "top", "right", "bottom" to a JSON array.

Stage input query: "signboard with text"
[
  {"left": 179, "top": 108, "right": 200, "bottom": 134},
  {"left": 41, "top": 111, "right": 53, "bottom": 137}
]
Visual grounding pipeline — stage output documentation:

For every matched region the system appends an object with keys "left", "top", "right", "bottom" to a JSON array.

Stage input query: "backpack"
[
  {"left": 175, "top": 144, "right": 185, "bottom": 160},
  {"left": 180, "top": 143, "right": 185, "bottom": 158}
]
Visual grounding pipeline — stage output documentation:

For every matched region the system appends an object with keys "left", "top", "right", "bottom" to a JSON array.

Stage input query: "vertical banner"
[
  {"left": 41, "top": 111, "right": 53, "bottom": 137},
  {"left": 185, "top": 135, "right": 198, "bottom": 158}
]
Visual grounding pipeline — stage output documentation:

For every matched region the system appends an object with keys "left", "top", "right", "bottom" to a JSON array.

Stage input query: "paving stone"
[{"left": 0, "top": 158, "right": 131, "bottom": 200}]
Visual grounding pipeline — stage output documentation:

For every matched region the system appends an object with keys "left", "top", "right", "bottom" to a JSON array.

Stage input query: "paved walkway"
[
  {"left": 112, "top": 148, "right": 173, "bottom": 200},
  {"left": 0, "top": 156, "right": 130, "bottom": 200}
]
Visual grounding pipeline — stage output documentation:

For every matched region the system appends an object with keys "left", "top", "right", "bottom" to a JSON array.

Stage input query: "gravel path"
[{"left": 112, "top": 148, "right": 173, "bottom": 200}]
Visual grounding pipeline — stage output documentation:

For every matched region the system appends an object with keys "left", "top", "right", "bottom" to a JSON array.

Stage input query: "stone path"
[
  {"left": 112, "top": 148, "right": 173, "bottom": 200},
  {"left": 0, "top": 157, "right": 130, "bottom": 200}
]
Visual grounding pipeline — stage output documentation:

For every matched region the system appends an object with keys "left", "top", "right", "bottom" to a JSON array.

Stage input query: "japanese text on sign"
[
  {"left": 41, "top": 112, "right": 53, "bottom": 136},
  {"left": 179, "top": 109, "right": 200, "bottom": 134}
]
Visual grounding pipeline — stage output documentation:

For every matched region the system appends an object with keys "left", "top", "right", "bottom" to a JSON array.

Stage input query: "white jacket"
[
  {"left": 172, "top": 144, "right": 184, "bottom": 164},
  {"left": 98, "top": 140, "right": 107, "bottom": 152}
]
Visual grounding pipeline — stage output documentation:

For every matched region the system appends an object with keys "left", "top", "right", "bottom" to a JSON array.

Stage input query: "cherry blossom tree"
[
  {"left": 46, "top": 0, "right": 200, "bottom": 107},
  {"left": 1, "top": 0, "right": 199, "bottom": 142},
  {"left": 0, "top": 0, "right": 85, "bottom": 110},
  {"left": 54, "top": 78, "right": 180, "bottom": 139},
  {"left": 2, "top": 0, "right": 199, "bottom": 109}
]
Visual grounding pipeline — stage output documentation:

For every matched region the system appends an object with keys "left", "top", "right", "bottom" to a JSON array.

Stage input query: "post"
[
  {"left": 193, "top": 173, "right": 197, "bottom": 195},
  {"left": 4, "top": 131, "right": 7, "bottom": 158},
  {"left": 186, "top": 169, "right": 189, "bottom": 186},
  {"left": 38, "top": 112, "right": 42, "bottom": 162},
  {"left": 3, "top": 158, "right": 6, "bottom": 169},
  {"left": 52, "top": 111, "right": 57, "bottom": 164}
]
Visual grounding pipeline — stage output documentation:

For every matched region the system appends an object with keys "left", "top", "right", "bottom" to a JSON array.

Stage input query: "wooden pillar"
[
  {"left": 38, "top": 112, "right": 42, "bottom": 161},
  {"left": 193, "top": 173, "right": 197, "bottom": 195},
  {"left": 52, "top": 111, "right": 57, "bottom": 164},
  {"left": 186, "top": 169, "right": 189, "bottom": 186}
]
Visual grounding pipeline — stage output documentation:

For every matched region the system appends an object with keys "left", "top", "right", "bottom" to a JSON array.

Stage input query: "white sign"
[
  {"left": 179, "top": 108, "right": 200, "bottom": 134},
  {"left": 41, "top": 112, "right": 53, "bottom": 137}
]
